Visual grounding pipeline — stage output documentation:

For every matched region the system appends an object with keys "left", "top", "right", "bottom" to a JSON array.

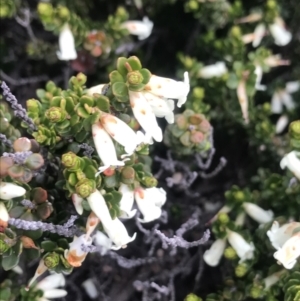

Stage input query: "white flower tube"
[
  {"left": 87, "top": 84, "right": 106, "bottom": 96},
  {"left": 56, "top": 24, "right": 77, "bottom": 61},
  {"left": 119, "top": 183, "right": 137, "bottom": 219},
  {"left": 0, "top": 202, "right": 9, "bottom": 229},
  {"left": 0, "top": 182, "right": 26, "bottom": 200},
  {"left": 254, "top": 66, "right": 266, "bottom": 91},
  {"left": 144, "top": 72, "right": 190, "bottom": 108},
  {"left": 274, "top": 233, "right": 300, "bottom": 269},
  {"left": 144, "top": 187, "right": 167, "bottom": 207},
  {"left": 134, "top": 187, "right": 163, "bottom": 223},
  {"left": 64, "top": 235, "right": 92, "bottom": 267},
  {"left": 237, "top": 78, "right": 249, "bottom": 124},
  {"left": 275, "top": 115, "right": 289, "bottom": 134},
  {"left": 82, "top": 279, "right": 98, "bottom": 299},
  {"left": 129, "top": 91, "right": 163, "bottom": 142},
  {"left": 280, "top": 151, "right": 300, "bottom": 180},
  {"left": 92, "top": 122, "right": 125, "bottom": 174},
  {"left": 93, "top": 231, "right": 112, "bottom": 255},
  {"left": 102, "top": 218, "right": 137, "bottom": 250},
  {"left": 36, "top": 273, "right": 67, "bottom": 300},
  {"left": 264, "top": 270, "right": 286, "bottom": 289},
  {"left": 86, "top": 212, "right": 100, "bottom": 238},
  {"left": 87, "top": 190, "right": 113, "bottom": 225},
  {"left": 122, "top": 16, "right": 153, "bottom": 40},
  {"left": 28, "top": 259, "right": 48, "bottom": 287},
  {"left": 227, "top": 230, "right": 255, "bottom": 262},
  {"left": 198, "top": 62, "right": 227, "bottom": 79},
  {"left": 100, "top": 113, "right": 141, "bottom": 154},
  {"left": 203, "top": 239, "right": 227, "bottom": 267},
  {"left": 143, "top": 92, "right": 175, "bottom": 124},
  {"left": 269, "top": 18, "right": 292, "bottom": 46},
  {"left": 252, "top": 23, "right": 266, "bottom": 47},
  {"left": 243, "top": 202, "right": 274, "bottom": 224},
  {"left": 71, "top": 193, "right": 84, "bottom": 215},
  {"left": 267, "top": 221, "right": 300, "bottom": 250}
]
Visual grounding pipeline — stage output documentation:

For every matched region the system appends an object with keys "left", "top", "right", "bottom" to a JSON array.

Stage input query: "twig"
[{"left": 0, "top": 70, "right": 48, "bottom": 86}]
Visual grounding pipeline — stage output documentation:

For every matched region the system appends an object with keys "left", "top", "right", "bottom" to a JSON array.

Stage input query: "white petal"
[
  {"left": 252, "top": 23, "right": 266, "bottom": 47},
  {"left": 243, "top": 202, "right": 274, "bottom": 224},
  {"left": 129, "top": 91, "right": 162, "bottom": 142},
  {"left": 271, "top": 92, "right": 283, "bottom": 114},
  {"left": 37, "top": 274, "right": 65, "bottom": 291},
  {"left": 119, "top": 184, "right": 136, "bottom": 219},
  {"left": 198, "top": 62, "right": 227, "bottom": 79},
  {"left": 87, "top": 84, "right": 106, "bottom": 96},
  {"left": 274, "top": 233, "right": 300, "bottom": 269},
  {"left": 122, "top": 17, "right": 153, "bottom": 40},
  {"left": 144, "top": 72, "right": 190, "bottom": 107},
  {"left": 93, "top": 231, "right": 112, "bottom": 255},
  {"left": 280, "top": 151, "right": 300, "bottom": 180},
  {"left": 87, "top": 190, "right": 113, "bottom": 226},
  {"left": 269, "top": 19, "right": 292, "bottom": 46},
  {"left": 281, "top": 91, "right": 295, "bottom": 110},
  {"left": 12, "top": 265, "right": 23, "bottom": 275},
  {"left": 134, "top": 187, "right": 163, "bottom": 223},
  {"left": 285, "top": 81, "right": 300, "bottom": 94},
  {"left": 71, "top": 194, "right": 84, "bottom": 215},
  {"left": 28, "top": 259, "right": 48, "bottom": 287},
  {"left": 275, "top": 115, "right": 289, "bottom": 134},
  {"left": 267, "top": 221, "right": 300, "bottom": 250},
  {"left": 203, "top": 239, "right": 226, "bottom": 267},
  {"left": 237, "top": 79, "right": 249, "bottom": 124},
  {"left": 43, "top": 289, "right": 68, "bottom": 299},
  {"left": 0, "top": 202, "right": 9, "bottom": 227},
  {"left": 0, "top": 182, "right": 26, "bottom": 200},
  {"left": 57, "top": 24, "right": 77, "bottom": 61},
  {"left": 92, "top": 122, "right": 125, "bottom": 171},
  {"left": 100, "top": 113, "right": 141, "bottom": 154},
  {"left": 144, "top": 187, "right": 167, "bottom": 207},
  {"left": 264, "top": 55, "right": 290, "bottom": 67},
  {"left": 227, "top": 230, "right": 255, "bottom": 262},
  {"left": 102, "top": 218, "right": 137, "bottom": 249},
  {"left": 82, "top": 279, "right": 98, "bottom": 299},
  {"left": 264, "top": 270, "right": 285, "bottom": 289},
  {"left": 86, "top": 212, "right": 100, "bottom": 238}
]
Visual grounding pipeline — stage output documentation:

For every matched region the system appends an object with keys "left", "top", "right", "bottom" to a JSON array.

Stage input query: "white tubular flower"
[
  {"left": 122, "top": 16, "right": 153, "bottom": 40},
  {"left": 28, "top": 259, "right": 48, "bottom": 287},
  {"left": 92, "top": 122, "right": 125, "bottom": 174},
  {"left": 237, "top": 78, "right": 249, "bottom": 124},
  {"left": 71, "top": 193, "right": 84, "bottom": 215},
  {"left": 0, "top": 182, "right": 26, "bottom": 200},
  {"left": 134, "top": 187, "right": 163, "bottom": 223},
  {"left": 267, "top": 221, "right": 300, "bottom": 250},
  {"left": 119, "top": 183, "right": 137, "bottom": 219},
  {"left": 252, "top": 23, "right": 266, "bottom": 47},
  {"left": 93, "top": 230, "right": 112, "bottom": 255},
  {"left": 56, "top": 24, "right": 77, "bottom": 61},
  {"left": 280, "top": 151, "right": 300, "bottom": 180},
  {"left": 102, "top": 218, "right": 137, "bottom": 250},
  {"left": 274, "top": 232, "right": 300, "bottom": 269},
  {"left": 0, "top": 202, "right": 9, "bottom": 229},
  {"left": 143, "top": 92, "right": 175, "bottom": 124},
  {"left": 100, "top": 113, "right": 141, "bottom": 154},
  {"left": 144, "top": 72, "right": 190, "bottom": 108},
  {"left": 87, "top": 84, "right": 106, "bottom": 96},
  {"left": 198, "top": 62, "right": 227, "bottom": 79},
  {"left": 254, "top": 66, "right": 266, "bottom": 91},
  {"left": 264, "top": 270, "right": 286, "bottom": 289},
  {"left": 203, "top": 239, "right": 227, "bottom": 267},
  {"left": 82, "top": 279, "right": 98, "bottom": 299},
  {"left": 275, "top": 115, "right": 289, "bottom": 134},
  {"left": 64, "top": 235, "right": 92, "bottom": 267},
  {"left": 87, "top": 190, "right": 113, "bottom": 226},
  {"left": 227, "top": 230, "right": 255, "bottom": 262},
  {"left": 235, "top": 13, "right": 263, "bottom": 24},
  {"left": 36, "top": 273, "right": 67, "bottom": 301},
  {"left": 264, "top": 55, "right": 290, "bottom": 68},
  {"left": 269, "top": 18, "right": 292, "bottom": 46},
  {"left": 129, "top": 90, "right": 163, "bottom": 142},
  {"left": 145, "top": 187, "right": 167, "bottom": 207},
  {"left": 86, "top": 212, "right": 100, "bottom": 238},
  {"left": 242, "top": 202, "right": 274, "bottom": 224}
]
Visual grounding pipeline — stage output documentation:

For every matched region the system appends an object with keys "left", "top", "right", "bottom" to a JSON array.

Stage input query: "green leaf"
[
  {"left": 2, "top": 253, "right": 19, "bottom": 271},
  {"left": 50, "top": 96, "right": 63, "bottom": 107},
  {"left": 117, "top": 57, "right": 128, "bottom": 77},
  {"left": 68, "top": 173, "right": 78, "bottom": 186},
  {"left": 109, "top": 70, "right": 125, "bottom": 84},
  {"left": 84, "top": 165, "right": 98, "bottom": 179},
  {"left": 0, "top": 287, "right": 11, "bottom": 300},
  {"left": 7, "top": 165, "right": 24, "bottom": 178},
  {"left": 95, "top": 94, "right": 110, "bottom": 112},
  {"left": 104, "top": 174, "right": 118, "bottom": 188},
  {"left": 36, "top": 89, "right": 46, "bottom": 99},
  {"left": 70, "top": 114, "right": 80, "bottom": 126},
  {"left": 80, "top": 95, "right": 94, "bottom": 107},
  {"left": 9, "top": 206, "right": 25, "bottom": 218},
  {"left": 112, "top": 82, "right": 129, "bottom": 102},
  {"left": 65, "top": 97, "right": 75, "bottom": 113},
  {"left": 140, "top": 68, "right": 152, "bottom": 84},
  {"left": 75, "top": 130, "right": 89, "bottom": 143},
  {"left": 55, "top": 180, "right": 66, "bottom": 190},
  {"left": 41, "top": 241, "right": 57, "bottom": 252},
  {"left": 128, "top": 83, "right": 145, "bottom": 92},
  {"left": 76, "top": 107, "right": 90, "bottom": 118},
  {"left": 127, "top": 56, "right": 142, "bottom": 70}
]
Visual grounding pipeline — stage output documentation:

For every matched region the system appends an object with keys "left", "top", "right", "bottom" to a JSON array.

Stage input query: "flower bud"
[
  {"left": 75, "top": 179, "right": 95, "bottom": 198},
  {"left": 37, "top": 2, "right": 53, "bottom": 17},
  {"left": 250, "top": 286, "right": 263, "bottom": 299},
  {"left": 121, "top": 166, "right": 135, "bottom": 185},
  {"left": 218, "top": 213, "right": 230, "bottom": 224},
  {"left": 224, "top": 247, "right": 237, "bottom": 260},
  {"left": 127, "top": 71, "right": 143, "bottom": 85},
  {"left": 233, "top": 191, "right": 245, "bottom": 202},
  {"left": 190, "top": 131, "right": 204, "bottom": 144},
  {"left": 235, "top": 263, "right": 248, "bottom": 277},
  {"left": 289, "top": 120, "right": 300, "bottom": 140},
  {"left": 62, "top": 152, "right": 80, "bottom": 170},
  {"left": 20, "top": 236, "right": 39, "bottom": 249},
  {"left": 26, "top": 99, "right": 40, "bottom": 113},
  {"left": 45, "top": 107, "right": 67, "bottom": 123},
  {"left": 141, "top": 176, "right": 157, "bottom": 188},
  {"left": 44, "top": 252, "right": 60, "bottom": 269}
]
